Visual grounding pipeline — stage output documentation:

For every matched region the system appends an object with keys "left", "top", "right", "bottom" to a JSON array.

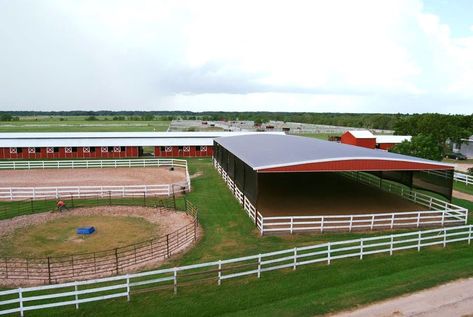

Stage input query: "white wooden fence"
[
  {"left": 0, "top": 183, "right": 190, "bottom": 200},
  {"left": 1, "top": 225, "right": 472, "bottom": 316},
  {"left": 454, "top": 172, "right": 473, "bottom": 186},
  {"left": 213, "top": 159, "right": 468, "bottom": 235},
  {"left": 0, "top": 159, "right": 188, "bottom": 170},
  {"left": 0, "top": 159, "right": 191, "bottom": 200}
]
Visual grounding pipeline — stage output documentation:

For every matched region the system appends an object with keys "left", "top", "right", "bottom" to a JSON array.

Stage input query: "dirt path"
[
  {"left": 326, "top": 277, "right": 473, "bottom": 317},
  {"left": 452, "top": 189, "right": 473, "bottom": 201}
]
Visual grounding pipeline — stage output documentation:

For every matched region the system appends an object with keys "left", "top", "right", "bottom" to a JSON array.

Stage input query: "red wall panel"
[
  {"left": 260, "top": 159, "right": 452, "bottom": 173},
  {"left": 340, "top": 132, "right": 376, "bottom": 149}
]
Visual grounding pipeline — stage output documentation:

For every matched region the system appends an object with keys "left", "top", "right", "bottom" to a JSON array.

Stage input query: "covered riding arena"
[{"left": 214, "top": 134, "right": 466, "bottom": 234}]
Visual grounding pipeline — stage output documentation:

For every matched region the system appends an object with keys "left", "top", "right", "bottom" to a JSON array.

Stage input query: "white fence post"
[
  {"left": 257, "top": 255, "right": 262, "bottom": 278},
  {"left": 360, "top": 239, "right": 364, "bottom": 260},
  {"left": 18, "top": 288, "right": 24, "bottom": 317},
  {"left": 75, "top": 283, "right": 79, "bottom": 309},
  {"left": 390, "top": 235, "right": 394, "bottom": 255},
  {"left": 469, "top": 226, "right": 472, "bottom": 245},
  {"left": 417, "top": 232, "right": 421, "bottom": 251},
  {"left": 173, "top": 268, "right": 178, "bottom": 295},
  {"left": 218, "top": 261, "right": 222, "bottom": 285},
  {"left": 293, "top": 248, "right": 297, "bottom": 270},
  {"left": 349, "top": 216, "right": 353, "bottom": 232},
  {"left": 327, "top": 243, "right": 331, "bottom": 265},
  {"left": 126, "top": 275, "right": 130, "bottom": 301},
  {"left": 290, "top": 218, "right": 294, "bottom": 234},
  {"left": 443, "top": 229, "right": 447, "bottom": 247}
]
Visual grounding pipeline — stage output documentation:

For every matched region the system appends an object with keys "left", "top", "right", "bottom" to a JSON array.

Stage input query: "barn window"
[
  {"left": 196, "top": 146, "right": 201, "bottom": 152},
  {"left": 201, "top": 146, "right": 207, "bottom": 151},
  {"left": 108, "top": 147, "right": 114, "bottom": 152},
  {"left": 113, "top": 146, "right": 120, "bottom": 152},
  {"left": 83, "top": 147, "right": 90, "bottom": 153},
  {"left": 90, "top": 147, "right": 96, "bottom": 153},
  {"left": 160, "top": 146, "right": 166, "bottom": 152},
  {"left": 178, "top": 146, "right": 183, "bottom": 151},
  {"left": 65, "top": 147, "right": 72, "bottom": 153},
  {"left": 72, "top": 147, "right": 77, "bottom": 153},
  {"left": 28, "top": 147, "right": 35, "bottom": 154},
  {"left": 101, "top": 147, "right": 108, "bottom": 153},
  {"left": 54, "top": 147, "right": 59, "bottom": 153},
  {"left": 35, "top": 147, "right": 41, "bottom": 153},
  {"left": 120, "top": 146, "right": 125, "bottom": 152},
  {"left": 47, "top": 147, "right": 54, "bottom": 154},
  {"left": 183, "top": 146, "right": 190, "bottom": 152},
  {"left": 165, "top": 146, "right": 172, "bottom": 152},
  {"left": 9, "top": 147, "right": 17, "bottom": 154}
]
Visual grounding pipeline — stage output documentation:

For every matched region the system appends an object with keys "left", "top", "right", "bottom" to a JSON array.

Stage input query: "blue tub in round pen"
[{"left": 76, "top": 226, "right": 96, "bottom": 235}]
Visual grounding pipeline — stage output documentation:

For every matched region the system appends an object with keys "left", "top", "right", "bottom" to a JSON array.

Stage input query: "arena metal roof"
[
  {"left": 0, "top": 132, "right": 285, "bottom": 147},
  {"left": 215, "top": 134, "right": 453, "bottom": 171}
]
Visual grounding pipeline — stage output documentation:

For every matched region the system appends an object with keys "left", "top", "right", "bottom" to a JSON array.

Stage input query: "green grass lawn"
[
  {"left": 295, "top": 133, "right": 340, "bottom": 140},
  {"left": 454, "top": 181, "right": 473, "bottom": 195},
  {"left": 2, "top": 158, "right": 473, "bottom": 316},
  {"left": 0, "top": 116, "right": 170, "bottom": 132}
]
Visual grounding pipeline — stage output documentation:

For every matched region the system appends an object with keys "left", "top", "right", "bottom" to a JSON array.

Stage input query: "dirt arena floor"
[
  {"left": 257, "top": 173, "right": 424, "bottom": 216},
  {"left": 0, "top": 167, "right": 187, "bottom": 187}
]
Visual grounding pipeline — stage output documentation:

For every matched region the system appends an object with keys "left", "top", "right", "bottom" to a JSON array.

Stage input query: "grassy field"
[
  {"left": 0, "top": 215, "right": 159, "bottom": 257},
  {"left": 296, "top": 133, "right": 340, "bottom": 140},
  {"left": 454, "top": 181, "right": 473, "bottom": 195},
  {"left": 2, "top": 158, "right": 473, "bottom": 316},
  {"left": 0, "top": 116, "right": 170, "bottom": 132}
]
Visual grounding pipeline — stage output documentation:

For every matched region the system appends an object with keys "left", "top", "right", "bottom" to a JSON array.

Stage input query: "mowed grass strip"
[
  {"left": 0, "top": 215, "right": 159, "bottom": 257},
  {"left": 454, "top": 181, "right": 473, "bottom": 195}
]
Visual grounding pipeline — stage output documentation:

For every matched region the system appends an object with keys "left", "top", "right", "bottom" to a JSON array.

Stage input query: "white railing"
[
  {"left": 0, "top": 159, "right": 191, "bottom": 201},
  {"left": 0, "top": 182, "right": 190, "bottom": 200},
  {"left": 454, "top": 172, "right": 473, "bottom": 186},
  {"left": 213, "top": 159, "right": 468, "bottom": 235},
  {"left": 0, "top": 159, "right": 188, "bottom": 170},
  {"left": 1, "top": 225, "right": 472, "bottom": 316}
]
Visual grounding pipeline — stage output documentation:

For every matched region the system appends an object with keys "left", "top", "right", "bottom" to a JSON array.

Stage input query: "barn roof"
[
  {"left": 215, "top": 134, "right": 453, "bottom": 172},
  {"left": 346, "top": 130, "right": 375, "bottom": 138},
  {"left": 375, "top": 135, "right": 412, "bottom": 144},
  {"left": 0, "top": 132, "right": 285, "bottom": 147}
]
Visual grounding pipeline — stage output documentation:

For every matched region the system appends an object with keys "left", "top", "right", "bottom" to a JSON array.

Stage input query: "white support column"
[{"left": 390, "top": 235, "right": 394, "bottom": 255}]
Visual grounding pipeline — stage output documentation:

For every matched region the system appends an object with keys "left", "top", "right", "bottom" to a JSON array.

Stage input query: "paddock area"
[
  {"left": 257, "top": 172, "right": 424, "bottom": 217},
  {"left": 0, "top": 166, "right": 186, "bottom": 187}
]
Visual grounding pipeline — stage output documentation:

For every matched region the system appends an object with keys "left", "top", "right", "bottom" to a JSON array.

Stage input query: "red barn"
[
  {"left": 0, "top": 132, "right": 284, "bottom": 160},
  {"left": 340, "top": 130, "right": 376, "bottom": 149}
]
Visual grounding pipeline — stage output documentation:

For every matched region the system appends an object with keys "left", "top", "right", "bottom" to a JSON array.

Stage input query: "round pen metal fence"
[{"left": 0, "top": 196, "right": 199, "bottom": 285}]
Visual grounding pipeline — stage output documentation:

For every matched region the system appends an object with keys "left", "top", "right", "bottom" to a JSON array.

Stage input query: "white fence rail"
[
  {"left": 0, "top": 159, "right": 191, "bottom": 200},
  {"left": 0, "top": 182, "right": 190, "bottom": 200},
  {"left": 0, "top": 158, "right": 188, "bottom": 170},
  {"left": 454, "top": 172, "right": 473, "bottom": 186},
  {"left": 1, "top": 225, "right": 472, "bottom": 316},
  {"left": 213, "top": 159, "right": 467, "bottom": 235}
]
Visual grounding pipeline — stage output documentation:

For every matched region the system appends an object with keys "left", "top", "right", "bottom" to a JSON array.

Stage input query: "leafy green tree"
[
  {"left": 390, "top": 134, "right": 443, "bottom": 161},
  {"left": 0, "top": 113, "right": 13, "bottom": 121}
]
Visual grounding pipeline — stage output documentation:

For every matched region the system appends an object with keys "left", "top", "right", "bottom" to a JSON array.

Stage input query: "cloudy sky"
[{"left": 0, "top": 0, "right": 472, "bottom": 113}]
